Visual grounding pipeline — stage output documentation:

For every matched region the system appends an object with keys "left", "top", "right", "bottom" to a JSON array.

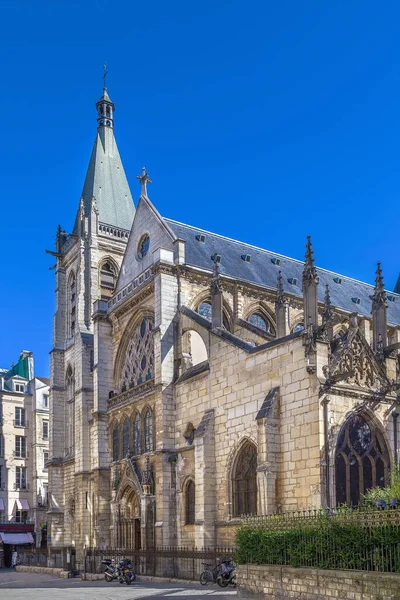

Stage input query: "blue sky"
[{"left": 1, "top": 0, "right": 400, "bottom": 376}]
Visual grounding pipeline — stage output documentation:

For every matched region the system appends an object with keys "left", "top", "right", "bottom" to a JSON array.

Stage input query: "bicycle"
[{"left": 199, "top": 561, "right": 221, "bottom": 585}]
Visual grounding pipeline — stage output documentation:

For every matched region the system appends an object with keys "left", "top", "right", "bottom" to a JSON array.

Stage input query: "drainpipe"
[
  {"left": 392, "top": 410, "right": 399, "bottom": 468},
  {"left": 321, "top": 396, "right": 331, "bottom": 507}
]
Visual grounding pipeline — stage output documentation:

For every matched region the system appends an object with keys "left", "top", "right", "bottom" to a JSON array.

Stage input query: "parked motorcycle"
[
  {"left": 102, "top": 558, "right": 136, "bottom": 584},
  {"left": 216, "top": 559, "right": 236, "bottom": 588}
]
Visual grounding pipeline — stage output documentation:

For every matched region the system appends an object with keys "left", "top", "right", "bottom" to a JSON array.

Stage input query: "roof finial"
[
  {"left": 322, "top": 284, "right": 333, "bottom": 325},
  {"left": 302, "top": 235, "right": 318, "bottom": 286},
  {"left": 103, "top": 62, "right": 108, "bottom": 90},
  {"left": 372, "top": 261, "right": 387, "bottom": 311},
  {"left": 136, "top": 167, "right": 152, "bottom": 197}
]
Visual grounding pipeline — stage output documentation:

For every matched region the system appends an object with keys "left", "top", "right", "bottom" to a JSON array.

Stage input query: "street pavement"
[{"left": 0, "top": 570, "right": 237, "bottom": 599}]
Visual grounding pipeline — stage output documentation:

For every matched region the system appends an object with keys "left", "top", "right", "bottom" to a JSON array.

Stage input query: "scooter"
[
  {"left": 216, "top": 559, "right": 236, "bottom": 588},
  {"left": 102, "top": 558, "right": 136, "bottom": 584}
]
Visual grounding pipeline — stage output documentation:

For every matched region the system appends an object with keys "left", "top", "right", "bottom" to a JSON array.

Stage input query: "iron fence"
[
  {"left": 84, "top": 546, "right": 236, "bottom": 580},
  {"left": 239, "top": 506, "right": 400, "bottom": 572}
]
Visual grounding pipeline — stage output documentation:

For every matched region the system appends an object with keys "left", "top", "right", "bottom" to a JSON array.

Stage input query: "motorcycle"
[
  {"left": 216, "top": 559, "right": 236, "bottom": 588},
  {"left": 102, "top": 558, "right": 136, "bottom": 584}
]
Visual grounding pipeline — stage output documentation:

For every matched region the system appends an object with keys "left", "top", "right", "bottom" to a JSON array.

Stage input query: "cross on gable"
[{"left": 136, "top": 167, "right": 152, "bottom": 197}]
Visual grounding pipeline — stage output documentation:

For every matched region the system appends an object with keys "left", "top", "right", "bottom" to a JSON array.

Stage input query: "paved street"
[{"left": 0, "top": 570, "right": 237, "bottom": 599}]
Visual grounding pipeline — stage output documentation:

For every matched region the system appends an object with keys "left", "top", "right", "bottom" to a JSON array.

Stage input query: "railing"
[
  {"left": 239, "top": 506, "right": 400, "bottom": 572},
  {"left": 13, "top": 420, "right": 29, "bottom": 428},
  {"left": 98, "top": 222, "right": 130, "bottom": 241},
  {"left": 84, "top": 547, "right": 236, "bottom": 580}
]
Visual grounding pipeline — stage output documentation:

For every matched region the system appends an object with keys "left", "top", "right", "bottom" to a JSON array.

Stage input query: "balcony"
[
  {"left": 13, "top": 451, "right": 29, "bottom": 459},
  {"left": 13, "top": 420, "right": 29, "bottom": 428}
]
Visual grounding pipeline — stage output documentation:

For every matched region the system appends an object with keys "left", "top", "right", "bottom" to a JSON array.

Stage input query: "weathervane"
[{"left": 103, "top": 62, "right": 108, "bottom": 88}]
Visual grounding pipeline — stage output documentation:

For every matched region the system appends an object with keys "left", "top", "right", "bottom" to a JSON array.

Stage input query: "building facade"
[
  {"left": 0, "top": 351, "right": 49, "bottom": 566},
  {"left": 48, "top": 86, "right": 400, "bottom": 557}
]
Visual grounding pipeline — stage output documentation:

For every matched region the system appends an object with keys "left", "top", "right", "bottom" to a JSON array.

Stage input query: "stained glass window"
[
  {"left": 120, "top": 318, "right": 154, "bottom": 392},
  {"left": 293, "top": 323, "right": 305, "bottom": 333},
  {"left": 185, "top": 480, "right": 195, "bottom": 525},
  {"left": 122, "top": 418, "right": 130, "bottom": 457},
  {"left": 335, "top": 414, "right": 390, "bottom": 506},
  {"left": 133, "top": 413, "right": 141, "bottom": 455},
  {"left": 198, "top": 301, "right": 212, "bottom": 321},
  {"left": 138, "top": 234, "right": 150, "bottom": 259},
  {"left": 249, "top": 313, "right": 268, "bottom": 332},
  {"left": 144, "top": 409, "right": 153, "bottom": 452},
  {"left": 232, "top": 442, "right": 257, "bottom": 517},
  {"left": 112, "top": 424, "right": 120, "bottom": 462}
]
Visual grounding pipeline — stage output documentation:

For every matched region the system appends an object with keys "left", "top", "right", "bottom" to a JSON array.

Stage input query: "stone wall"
[{"left": 237, "top": 564, "right": 400, "bottom": 600}]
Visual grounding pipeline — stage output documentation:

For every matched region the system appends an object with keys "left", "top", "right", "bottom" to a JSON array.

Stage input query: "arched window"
[
  {"left": 133, "top": 413, "right": 141, "bottom": 455},
  {"left": 232, "top": 442, "right": 257, "bottom": 517},
  {"left": 120, "top": 317, "right": 154, "bottom": 392},
  {"left": 248, "top": 313, "right": 269, "bottom": 332},
  {"left": 67, "top": 272, "right": 76, "bottom": 337},
  {"left": 293, "top": 322, "right": 305, "bottom": 333},
  {"left": 65, "top": 366, "right": 75, "bottom": 457},
  {"left": 100, "top": 261, "right": 117, "bottom": 300},
  {"left": 185, "top": 480, "right": 196, "bottom": 525},
  {"left": 112, "top": 423, "right": 120, "bottom": 461},
  {"left": 197, "top": 300, "right": 231, "bottom": 330},
  {"left": 335, "top": 414, "right": 390, "bottom": 506},
  {"left": 144, "top": 409, "right": 153, "bottom": 452},
  {"left": 122, "top": 418, "right": 130, "bottom": 458}
]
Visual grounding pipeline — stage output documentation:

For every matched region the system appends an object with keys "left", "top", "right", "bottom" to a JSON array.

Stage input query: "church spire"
[
  {"left": 302, "top": 236, "right": 319, "bottom": 330},
  {"left": 372, "top": 261, "right": 387, "bottom": 355}
]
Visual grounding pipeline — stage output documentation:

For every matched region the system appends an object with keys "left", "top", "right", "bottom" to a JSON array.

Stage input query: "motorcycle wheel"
[
  {"left": 131, "top": 573, "right": 136, "bottom": 582},
  {"left": 217, "top": 577, "right": 229, "bottom": 588},
  {"left": 125, "top": 574, "right": 131, "bottom": 585},
  {"left": 119, "top": 577, "right": 124, "bottom": 584},
  {"left": 104, "top": 572, "right": 113, "bottom": 582},
  {"left": 199, "top": 572, "right": 208, "bottom": 585}
]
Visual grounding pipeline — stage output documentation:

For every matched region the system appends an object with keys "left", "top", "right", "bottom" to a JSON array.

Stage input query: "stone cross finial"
[{"left": 136, "top": 166, "right": 152, "bottom": 197}]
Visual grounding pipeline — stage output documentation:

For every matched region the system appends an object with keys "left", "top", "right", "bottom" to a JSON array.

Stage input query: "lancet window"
[
  {"left": 65, "top": 366, "right": 75, "bottom": 457},
  {"left": 133, "top": 413, "right": 141, "bottom": 455},
  {"left": 67, "top": 272, "right": 76, "bottom": 337},
  {"left": 248, "top": 312, "right": 269, "bottom": 332},
  {"left": 112, "top": 423, "right": 120, "bottom": 462},
  {"left": 197, "top": 300, "right": 231, "bottom": 330},
  {"left": 100, "top": 261, "right": 117, "bottom": 300},
  {"left": 120, "top": 317, "right": 154, "bottom": 393},
  {"left": 335, "top": 414, "right": 390, "bottom": 506},
  {"left": 144, "top": 408, "right": 154, "bottom": 452},
  {"left": 232, "top": 442, "right": 257, "bottom": 517},
  {"left": 122, "top": 418, "right": 130, "bottom": 458},
  {"left": 185, "top": 480, "right": 196, "bottom": 525}
]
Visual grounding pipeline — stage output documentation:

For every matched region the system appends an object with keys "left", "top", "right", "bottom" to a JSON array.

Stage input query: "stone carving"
[{"left": 120, "top": 317, "right": 154, "bottom": 392}]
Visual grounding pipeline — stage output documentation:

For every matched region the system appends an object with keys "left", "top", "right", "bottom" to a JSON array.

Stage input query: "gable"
[{"left": 115, "top": 195, "right": 176, "bottom": 293}]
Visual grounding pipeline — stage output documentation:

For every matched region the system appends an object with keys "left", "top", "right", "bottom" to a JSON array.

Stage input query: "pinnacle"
[{"left": 302, "top": 235, "right": 318, "bottom": 287}]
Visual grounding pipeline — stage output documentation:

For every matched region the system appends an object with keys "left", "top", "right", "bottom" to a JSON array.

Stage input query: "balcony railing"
[
  {"left": 0, "top": 516, "right": 34, "bottom": 524},
  {"left": 13, "top": 420, "right": 29, "bottom": 428},
  {"left": 13, "top": 483, "right": 29, "bottom": 490},
  {"left": 13, "top": 451, "right": 29, "bottom": 459}
]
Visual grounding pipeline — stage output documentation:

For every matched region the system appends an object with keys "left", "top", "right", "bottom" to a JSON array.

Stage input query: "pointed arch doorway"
[{"left": 117, "top": 487, "right": 141, "bottom": 549}]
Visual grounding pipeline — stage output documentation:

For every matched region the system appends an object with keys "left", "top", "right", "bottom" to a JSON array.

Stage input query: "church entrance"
[{"left": 116, "top": 488, "right": 141, "bottom": 549}]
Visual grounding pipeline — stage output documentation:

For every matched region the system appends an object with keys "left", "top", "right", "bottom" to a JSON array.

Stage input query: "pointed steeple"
[
  {"left": 372, "top": 262, "right": 387, "bottom": 354},
  {"left": 302, "top": 236, "right": 319, "bottom": 329},
  {"left": 73, "top": 85, "right": 135, "bottom": 234}
]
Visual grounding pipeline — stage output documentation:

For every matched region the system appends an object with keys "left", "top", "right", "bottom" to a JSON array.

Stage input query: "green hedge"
[{"left": 235, "top": 517, "right": 400, "bottom": 572}]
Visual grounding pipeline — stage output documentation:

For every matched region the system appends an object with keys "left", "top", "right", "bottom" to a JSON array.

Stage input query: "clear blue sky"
[{"left": 1, "top": 0, "right": 400, "bottom": 376}]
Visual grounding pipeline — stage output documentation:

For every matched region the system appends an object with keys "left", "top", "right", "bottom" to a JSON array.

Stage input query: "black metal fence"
[
  {"left": 238, "top": 506, "right": 400, "bottom": 572},
  {"left": 84, "top": 547, "right": 236, "bottom": 580}
]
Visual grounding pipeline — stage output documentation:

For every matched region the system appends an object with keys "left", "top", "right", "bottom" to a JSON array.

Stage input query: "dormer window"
[
  {"left": 288, "top": 277, "right": 298, "bottom": 286},
  {"left": 271, "top": 258, "right": 281, "bottom": 266},
  {"left": 333, "top": 277, "right": 342, "bottom": 284},
  {"left": 15, "top": 383, "right": 25, "bottom": 393},
  {"left": 351, "top": 297, "right": 361, "bottom": 305}
]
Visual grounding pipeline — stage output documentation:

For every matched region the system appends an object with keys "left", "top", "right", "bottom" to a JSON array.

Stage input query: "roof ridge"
[{"left": 164, "top": 217, "right": 398, "bottom": 295}]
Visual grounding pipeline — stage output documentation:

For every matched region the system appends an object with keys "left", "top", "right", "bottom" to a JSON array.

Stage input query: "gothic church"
[{"left": 48, "top": 86, "right": 400, "bottom": 555}]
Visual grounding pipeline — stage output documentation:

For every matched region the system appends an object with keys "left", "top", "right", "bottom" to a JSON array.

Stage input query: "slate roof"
[
  {"left": 165, "top": 219, "right": 400, "bottom": 327},
  {"left": 73, "top": 125, "right": 135, "bottom": 233}
]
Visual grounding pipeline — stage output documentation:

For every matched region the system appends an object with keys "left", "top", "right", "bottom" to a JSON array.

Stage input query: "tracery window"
[
  {"left": 100, "top": 261, "right": 117, "bottom": 300},
  {"left": 133, "top": 412, "right": 141, "bottom": 455},
  {"left": 144, "top": 408, "right": 154, "bottom": 452},
  {"left": 122, "top": 418, "right": 130, "bottom": 458},
  {"left": 65, "top": 366, "right": 75, "bottom": 457},
  {"left": 185, "top": 480, "right": 196, "bottom": 525},
  {"left": 335, "top": 414, "right": 390, "bottom": 506},
  {"left": 120, "top": 317, "right": 154, "bottom": 392},
  {"left": 248, "top": 313, "right": 269, "bottom": 332},
  {"left": 293, "top": 322, "right": 305, "bottom": 333},
  {"left": 138, "top": 234, "right": 150, "bottom": 259},
  {"left": 232, "top": 442, "right": 257, "bottom": 517},
  {"left": 197, "top": 300, "right": 231, "bottom": 330},
  {"left": 68, "top": 272, "right": 76, "bottom": 337},
  {"left": 112, "top": 423, "right": 120, "bottom": 461}
]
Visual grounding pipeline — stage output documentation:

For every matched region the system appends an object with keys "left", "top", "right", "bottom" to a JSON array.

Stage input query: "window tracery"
[
  {"left": 67, "top": 272, "right": 76, "bottom": 337},
  {"left": 232, "top": 442, "right": 257, "bottom": 517},
  {"left": 133, "top": 412, "right": 141, "bottom": 455},
  {"left": 185, "top": 480, "right": 195, "bottom": 525},
  {"left": 112, "top": 423, "right": 120, "bottom": 461},
  {"left": 144, "top": 408, "right": 154, "bottom": 452},
  {"left": 248, "top": 313, "right": 269, "bottom": 332},
  {"left": 197, "top": 300, "right": 231, "bottom": 330},
  {"left": 65, "top": 366, "right": 75, "bottom": 457},
  {"left": 122, "top": 418, "right": 130, "bottom": 457},
  {"left": 120, "top": 317, "right": 154, "bottom": 392},
  {"left": 335, "top": 414, "right": 390, "bottom": 506}
]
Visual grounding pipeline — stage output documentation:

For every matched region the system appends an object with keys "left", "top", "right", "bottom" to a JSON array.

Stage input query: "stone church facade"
[{"left": 48, "top": 87, "right": 400, "bottom": 556}]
